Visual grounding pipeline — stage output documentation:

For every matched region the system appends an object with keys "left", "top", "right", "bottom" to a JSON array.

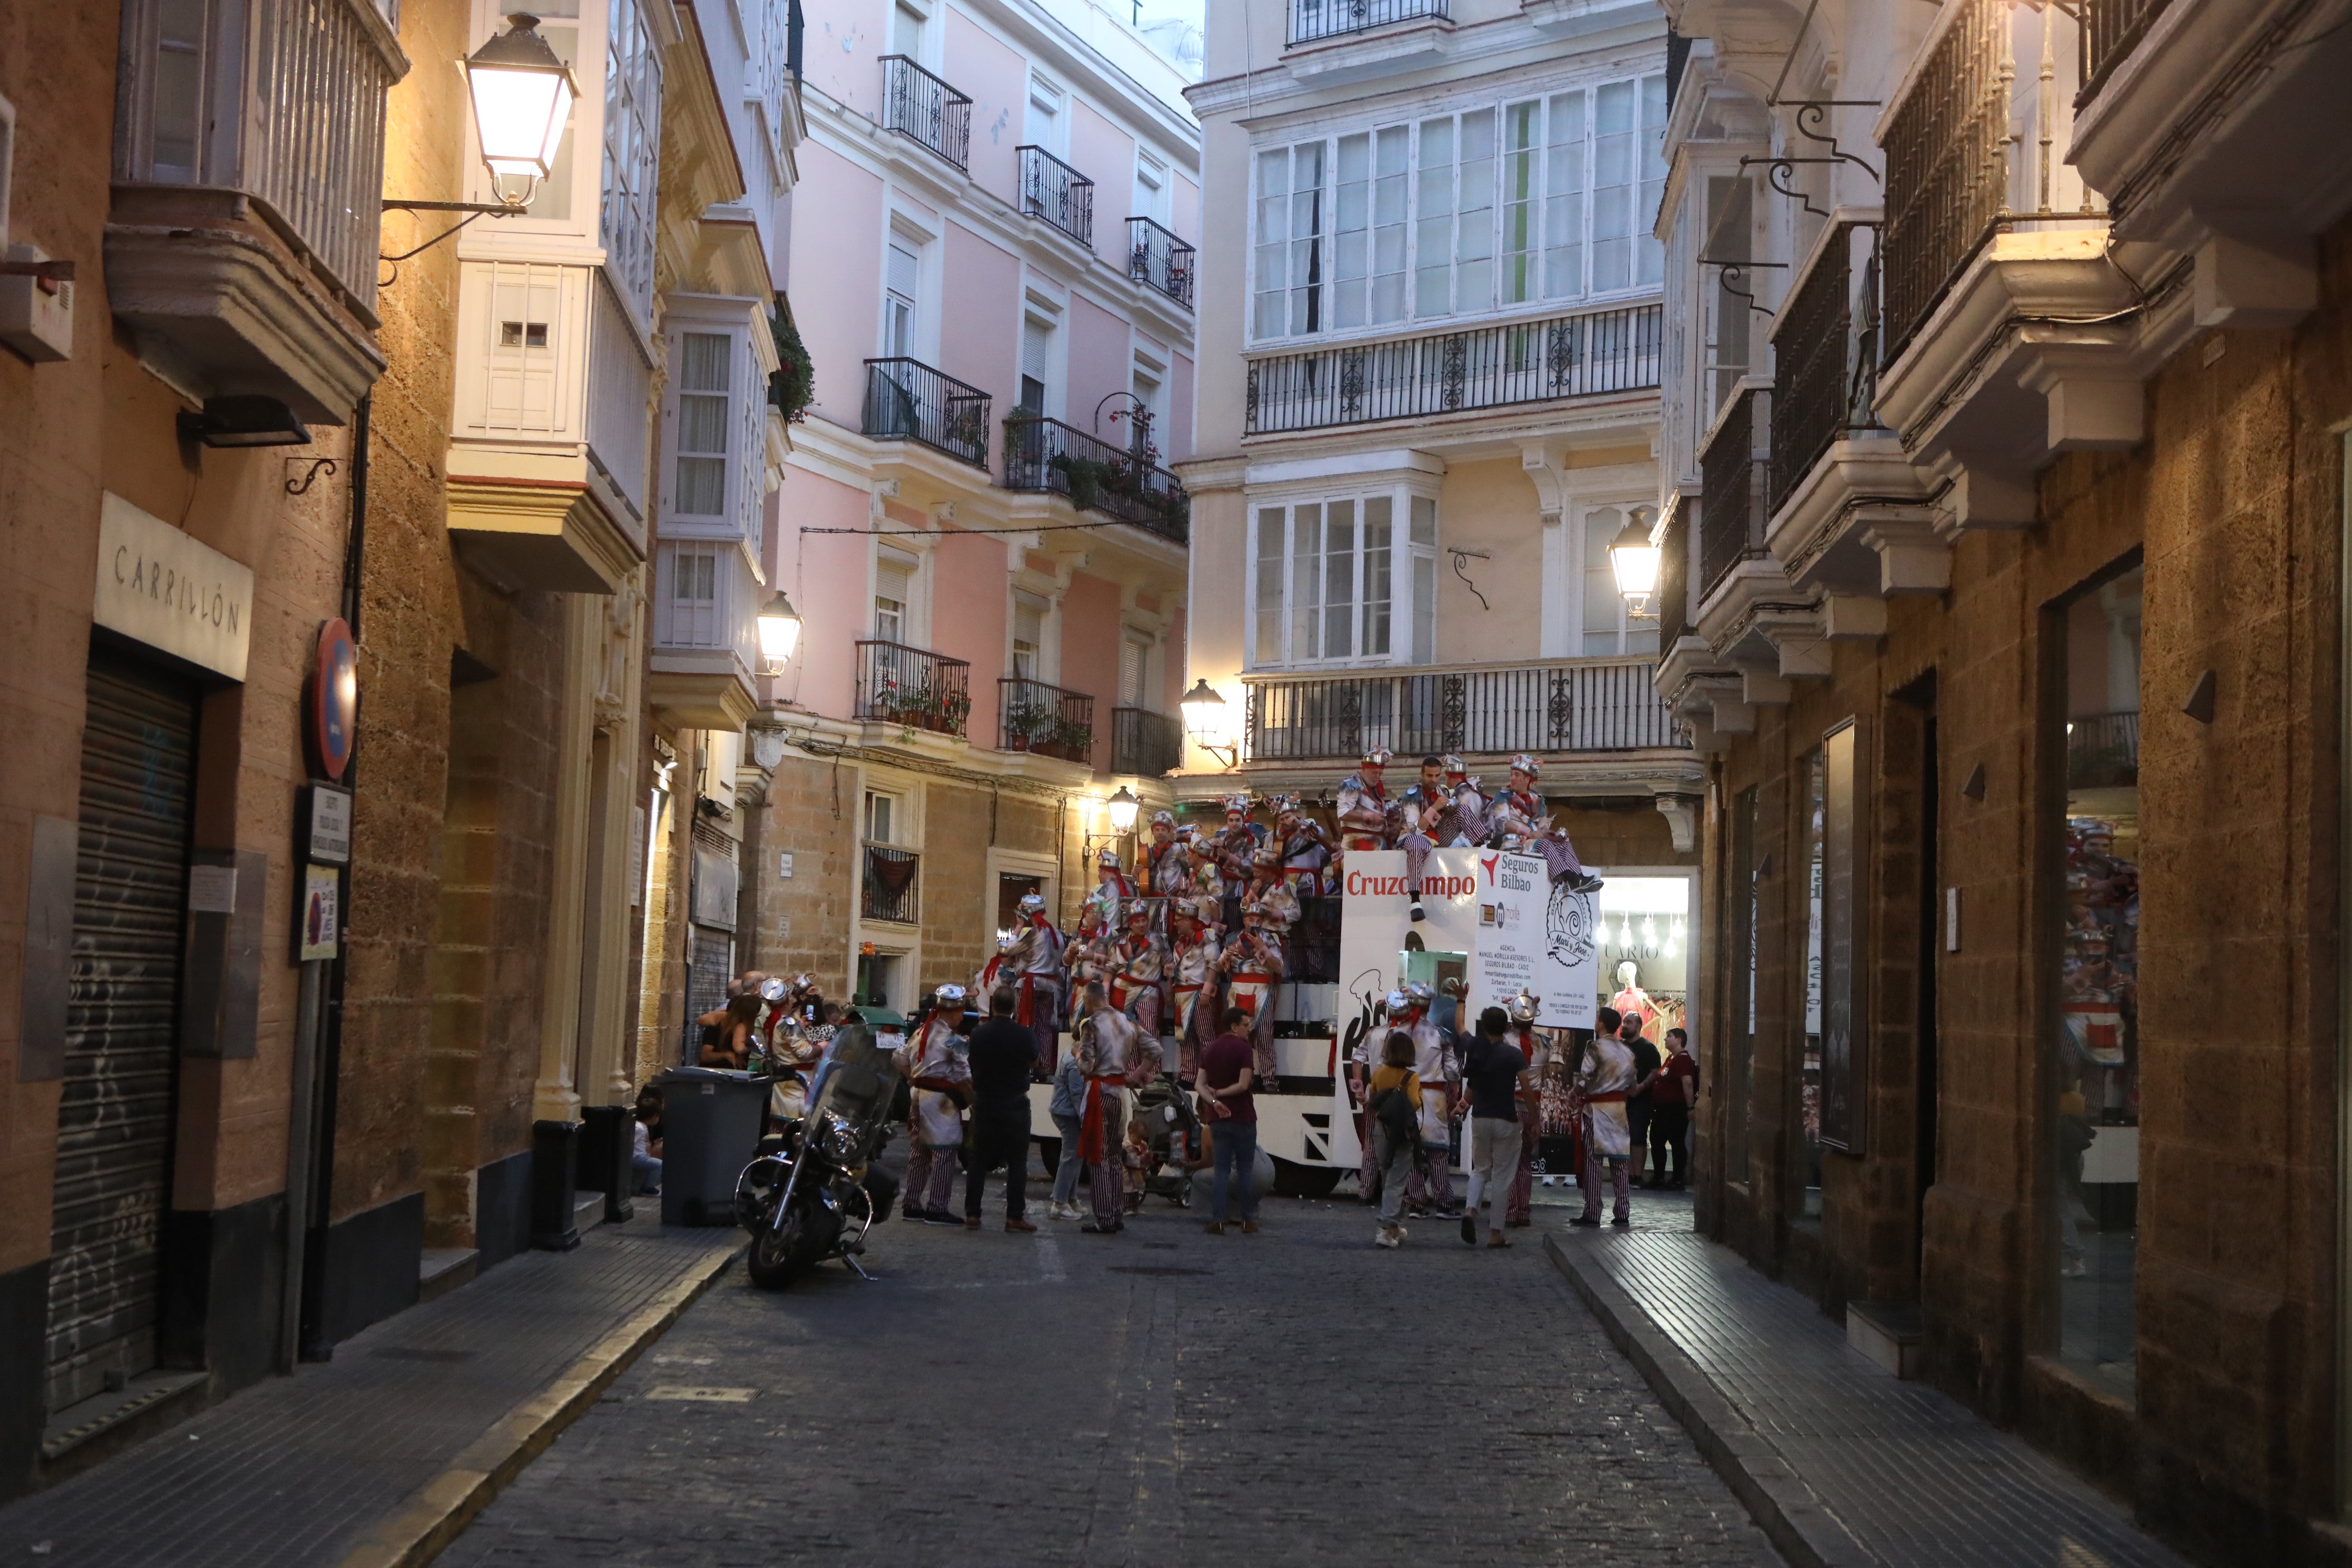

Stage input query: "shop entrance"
[{"left": 46, "top": 648, "right": 200, "bottom": 1416}]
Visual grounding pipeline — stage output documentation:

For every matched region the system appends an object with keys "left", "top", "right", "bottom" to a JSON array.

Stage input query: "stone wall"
[{"left": 1693, "top": 213, "right": 2352, "bottom": 1561}]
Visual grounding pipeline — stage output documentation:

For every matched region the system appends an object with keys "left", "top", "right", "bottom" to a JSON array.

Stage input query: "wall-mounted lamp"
[
  {"left": 1180, "top": 678, "right": 1238, "bottom": 769},
  {"left": 756, "top": 590, "right": 803, "bottom": 675},
  {"left": 1609, "top": 516, "right": 1661, "bottom": 620},
  {"left": 381, "top": 15, "right": 579, "bottom": 256},
  {"left": 1106, "top": 786, "right": 1140, "bottom": 833},
  {"left": 180, "top": 395, "right": 312, "bottom": 449}
]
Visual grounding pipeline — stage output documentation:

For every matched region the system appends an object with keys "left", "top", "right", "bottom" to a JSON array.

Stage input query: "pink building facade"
[{"left": 742, "top": 0, "right": 1201, "bottom": 1012}]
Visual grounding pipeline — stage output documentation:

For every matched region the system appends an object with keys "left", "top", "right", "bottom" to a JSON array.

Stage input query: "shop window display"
[
  {"left": 2053, "top": 564, "right": 2142, "bottom": 1398},
  {"left": 1795, "top": 751, "right": 1825, "bottom": 1223}
]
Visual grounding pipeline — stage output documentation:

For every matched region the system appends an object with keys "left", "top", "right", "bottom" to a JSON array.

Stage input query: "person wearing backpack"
[{"left": 1367, "top": 1030, "right": 1424, "bottom": 1248}]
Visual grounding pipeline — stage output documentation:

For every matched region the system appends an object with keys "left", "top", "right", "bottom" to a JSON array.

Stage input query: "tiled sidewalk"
[
  {"left": 0, "top": 1211, "right": 741, "bottom": 1568},
  {"left": 1548, "top": 1223, "right": 2194, "bottom": 1568}
]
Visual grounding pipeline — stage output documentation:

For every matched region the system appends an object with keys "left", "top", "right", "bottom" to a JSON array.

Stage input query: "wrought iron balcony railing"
[
  {"left": 863, "top": 844, "right": 920, "bottom": 924},
  {"left": 880, "top": 55, "right": 972, "bottom": 171},
  {"left": 1128, "top": 217, "right": 1195, "bottom": 309},
  {"left": 1242, "top": 659, "right": 1683, "bottom": 762},
  {"left": 1112, "top": 707, "right": 1183, "bottom": 777},
  {"left": 863, "top": 358, "right": 992, "bottom": 467},
  {"left": 1289, "top": 0, "right": 1448, "bottom": 46},
  {"left": 2079, "top": 0, "right": 2171, "bottom": 105},
  {"left": 1003, "top": 415, "right": 1189, "bottom": 543},
  {"left": 1655, "top": 497, "right": 1692, "bottom": 654},
  {"left": 1699, "top": 387, "right": 1768, "bottom": 603},
  {"left": 1245, "top": 302, "right": 1661, "bottom": 436},
  {"left": 1017, "top": 146, "right": 1094, "bottom": 247},
  {"left": 854, "top": 640, "right": 973, "bottom": 737},
  {"left": 1769, "top": 224, "right": 1881, "bottom": 512},
  {"left": 999, "top": 678, "right": 1096, "bottom": 761},
  {"left": 1881, "top": 0, "right": 2103, "bottom": 362}
]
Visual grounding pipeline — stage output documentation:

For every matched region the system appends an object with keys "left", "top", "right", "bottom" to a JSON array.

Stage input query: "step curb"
[
  {"left": 1543, "top": 1232, "right": 1876, "bottom": 1568},
  {"left": 331, "top": 1239, "right": 746, "bottom": 1568}
]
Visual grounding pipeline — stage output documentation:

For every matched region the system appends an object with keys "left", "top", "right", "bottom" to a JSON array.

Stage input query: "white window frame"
[
  {"left": 1247, "top": 68, "right": 1668, "bottom": 348},
  {"left": 1026, "top": 73, "right": 1067, "bottom": 156},
  {"left": 1244, "top": 484, "right": 1435, "bottom": 671},
  {"left": 658, "top": 301, "right": 771, "bottom": 567},
  {"left": 1133, "top": 150, "right": 1169, "bottom": 224},
  {"left": 1017, "top": 288, "right": 1064, "bottom": 419},
  {"left": 1009, "top": 587, "right": 1056, "bottom": 683},
  {"left": 880, "top": 211, "right": 939, "bottom": 364},
  {"left": 890, "top": 0, "right": 936, "bottom": 68},
  {"left": 872, "top": 539, "right": 928, "bottom": 648}
]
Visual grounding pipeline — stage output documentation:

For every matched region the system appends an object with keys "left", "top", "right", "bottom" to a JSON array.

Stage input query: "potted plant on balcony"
[
  {"left": 1047, "top": 713, "right": 1094, "bottom": 762},
  {"left": 1004, "top": 701, "right": 1052, "bottom": 751},
  {"left": 1048, "top": 450, "right": 1105, "bottom": 512}
]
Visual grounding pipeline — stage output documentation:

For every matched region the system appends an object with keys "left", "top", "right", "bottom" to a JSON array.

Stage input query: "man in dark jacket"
[{"left": 964, "top": 985, "right": 1040, "bottom": 1231}]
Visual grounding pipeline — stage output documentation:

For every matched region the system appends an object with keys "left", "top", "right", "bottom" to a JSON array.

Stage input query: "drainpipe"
[{"left": 294, "top": 395, "right": 369, "bottom": 1363}]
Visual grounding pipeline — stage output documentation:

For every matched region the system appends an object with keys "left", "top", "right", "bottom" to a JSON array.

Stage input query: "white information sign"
[
  {"left": 1337, "top": 850, "right": 1598, "bottom": 1031},
  {"left": 308, "top": 786, "right": 352, "bottom": 865}
]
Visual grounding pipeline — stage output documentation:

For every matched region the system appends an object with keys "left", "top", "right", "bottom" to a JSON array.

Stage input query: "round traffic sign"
[{"left": 311, "top": 617, "right": 358, "bottom": 781}]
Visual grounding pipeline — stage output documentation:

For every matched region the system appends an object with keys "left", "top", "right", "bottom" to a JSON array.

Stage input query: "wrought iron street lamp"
[
  {"left": 1106, "top": 786, "right": 1140, "bottom": 832},
  {"left": 756, "top": 590, "right": 803, "bottom": 674},
  {"left": 1609, "top": 516, "right": 1662, "bottom": 620},
  {"left": 465, "top": 14, "right": 578, "bottom": 203},
  {"left": 1180, "top": 678, "right": 1238, "bottom": 768}
]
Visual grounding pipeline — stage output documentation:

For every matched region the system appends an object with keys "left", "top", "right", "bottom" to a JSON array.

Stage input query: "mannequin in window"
[{"left": 1610, "top": 960, "right": 1658, "bottom": 1037}]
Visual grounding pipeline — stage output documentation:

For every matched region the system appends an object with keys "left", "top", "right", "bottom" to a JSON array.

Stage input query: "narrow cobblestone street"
[{"left": 446, "top": 1186, "right": 1776, "bottom": 1567}]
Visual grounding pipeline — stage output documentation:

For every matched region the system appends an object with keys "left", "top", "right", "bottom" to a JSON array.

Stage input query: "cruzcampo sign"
[{"left": 92, "top": 491, "right": 254, "bottom": 682}]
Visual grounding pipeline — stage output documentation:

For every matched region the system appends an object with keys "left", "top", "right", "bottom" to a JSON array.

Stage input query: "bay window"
[
  {"left": 1250, "top": 71, "right": 1666, "bottom": 345},
  {"left": 1247, "top": 491, "right": 1436, "bottom": 668}
]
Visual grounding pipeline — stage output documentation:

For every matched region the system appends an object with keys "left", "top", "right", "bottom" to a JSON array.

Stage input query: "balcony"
[
  {"left": 863, "top": 845, "right": 920, "bottom": 925},
  {"left": 1017, "top": 147, "right": 1094, "bottom": 248},
  {"left": 446, "top": 266, "right": 655, "bottom": 594},
  {"left": 1113, "top": 708, "right": 1183, "bottom": 777},
  {"left": 1771, "top": 223, "right": 1877, "bottom": 516},
  {"left": 1244, "top": 302, "right": 1661, "bottom": 436},
  {"left": 1699, "top": 387, "right": 1768, "bottom": 605},
  {"left": 1128, "top": 218, "right": 1195, "bottom": 309},
  {"left": 1003, "top": 415, "right": 1189, "bottom": 544},
  {"left": 998, "top": 679, "right": 1095, "bottom": 761},
  {"left": 2079, "top": 0, "right": 2172, "bottom": 103},
  {"left": 854, "top": 640, "right": 973, "bottom": 738},
  {"left": 1242, "top": 659, "right": 1684, "bottom": 762},
  {"left": 863, "top": 358, "right": 991, "bottom": 467},
  {"left": 105, "top": 0, "right": 409, "bottom": 423},
  {"left": 1874, "top": 0, "right": 2150, "bottom": 533},
  {"left": 1288, "top": 0, "right": 1448, "bottom": 45},
  {"left": 880, "top": 56, "right": 972, "bottom": 171},
  {"left": 1763, "top": 222, "right": 1941, "bottom": 600}
]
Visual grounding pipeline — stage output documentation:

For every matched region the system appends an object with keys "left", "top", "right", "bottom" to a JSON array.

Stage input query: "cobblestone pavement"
[{"left": 446, "top": 1180, "right": 1777, "bottom": 1568}]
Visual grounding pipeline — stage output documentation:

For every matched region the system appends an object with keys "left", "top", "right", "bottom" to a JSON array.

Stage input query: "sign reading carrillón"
[{"left": 92, "top": 492, "right": 255, "bottom": 682}]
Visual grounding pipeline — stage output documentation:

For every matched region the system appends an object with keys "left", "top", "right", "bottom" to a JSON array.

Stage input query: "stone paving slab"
[
  {"left": 1547, "top": 1223, "right": 2197, "bottom": 1568},
  {"left": 0, "top": 1211, "right": 741, "bottom": 1568}
]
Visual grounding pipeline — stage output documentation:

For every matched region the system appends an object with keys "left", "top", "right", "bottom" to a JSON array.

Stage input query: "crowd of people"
[
  {"left": 630, "top": 751, "right": 1701, "bottom": 1246},
  {"left": 637, "top": 961, "right": 1697, "bottom": 1248}
]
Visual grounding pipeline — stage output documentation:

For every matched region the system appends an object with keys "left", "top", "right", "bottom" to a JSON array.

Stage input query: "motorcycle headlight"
[{"left": 816, "top": 1110, "right": 860, "bottom": 1164}]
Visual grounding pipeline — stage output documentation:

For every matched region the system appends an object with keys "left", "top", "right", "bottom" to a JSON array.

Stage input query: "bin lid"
[
  {"left": 660, "top": 1065, "right": 754, "bottom": 1083},
  {"left": 850, "top": 1004, "right": 906, "bottom": 1029}
]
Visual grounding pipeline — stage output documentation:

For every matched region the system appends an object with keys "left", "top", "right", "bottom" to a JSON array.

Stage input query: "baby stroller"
[{"left": 1125, "top": 1076, "right": 1206, "bottom": 1210}]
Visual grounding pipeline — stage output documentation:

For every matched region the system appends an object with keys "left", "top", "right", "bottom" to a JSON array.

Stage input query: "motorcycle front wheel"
[{"left": 747, "top": 1209, "right": 807, "bottom": 1290}]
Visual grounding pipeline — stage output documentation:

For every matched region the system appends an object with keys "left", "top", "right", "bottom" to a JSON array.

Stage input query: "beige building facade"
[{"left": 1178, "top": 0, "right": 1700, "bottom": 918}]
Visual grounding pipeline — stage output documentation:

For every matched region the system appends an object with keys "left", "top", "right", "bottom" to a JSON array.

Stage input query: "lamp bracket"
[{"left": 283, "top": 456, "right": 338, "bottom": 496}]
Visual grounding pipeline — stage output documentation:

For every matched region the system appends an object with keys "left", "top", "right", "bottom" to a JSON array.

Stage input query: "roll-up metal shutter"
[{"left": 46, "top": 652, "right": 198, "bottom": 1414}]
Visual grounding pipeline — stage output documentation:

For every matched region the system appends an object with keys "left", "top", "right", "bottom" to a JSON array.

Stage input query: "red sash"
[
  {"left": 1079, "top": 1074, "right": 1123, "bottom": 1162},
  {"left": 1016, "top": 972, "right": 1053, "bottom": 1027}
]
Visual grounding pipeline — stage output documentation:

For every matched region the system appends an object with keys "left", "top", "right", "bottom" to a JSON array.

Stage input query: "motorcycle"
[{"left": 736, "top": 1019, "right": 904, "bottom": 1289}]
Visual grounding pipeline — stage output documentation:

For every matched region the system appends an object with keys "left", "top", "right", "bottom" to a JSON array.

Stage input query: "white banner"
[{"left": 1336, "top": 850, "right": 1598, "bottom": 1031}]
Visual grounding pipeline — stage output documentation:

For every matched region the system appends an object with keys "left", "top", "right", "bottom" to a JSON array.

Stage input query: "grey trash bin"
[{"left": 658, "top": 1067, "right": 768, "bottom": 1226}]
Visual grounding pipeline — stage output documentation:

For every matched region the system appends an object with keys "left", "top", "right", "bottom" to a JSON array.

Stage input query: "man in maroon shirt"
[{"left": 1197, "top": 1007, "right": 1261, "bottom": 1234}]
